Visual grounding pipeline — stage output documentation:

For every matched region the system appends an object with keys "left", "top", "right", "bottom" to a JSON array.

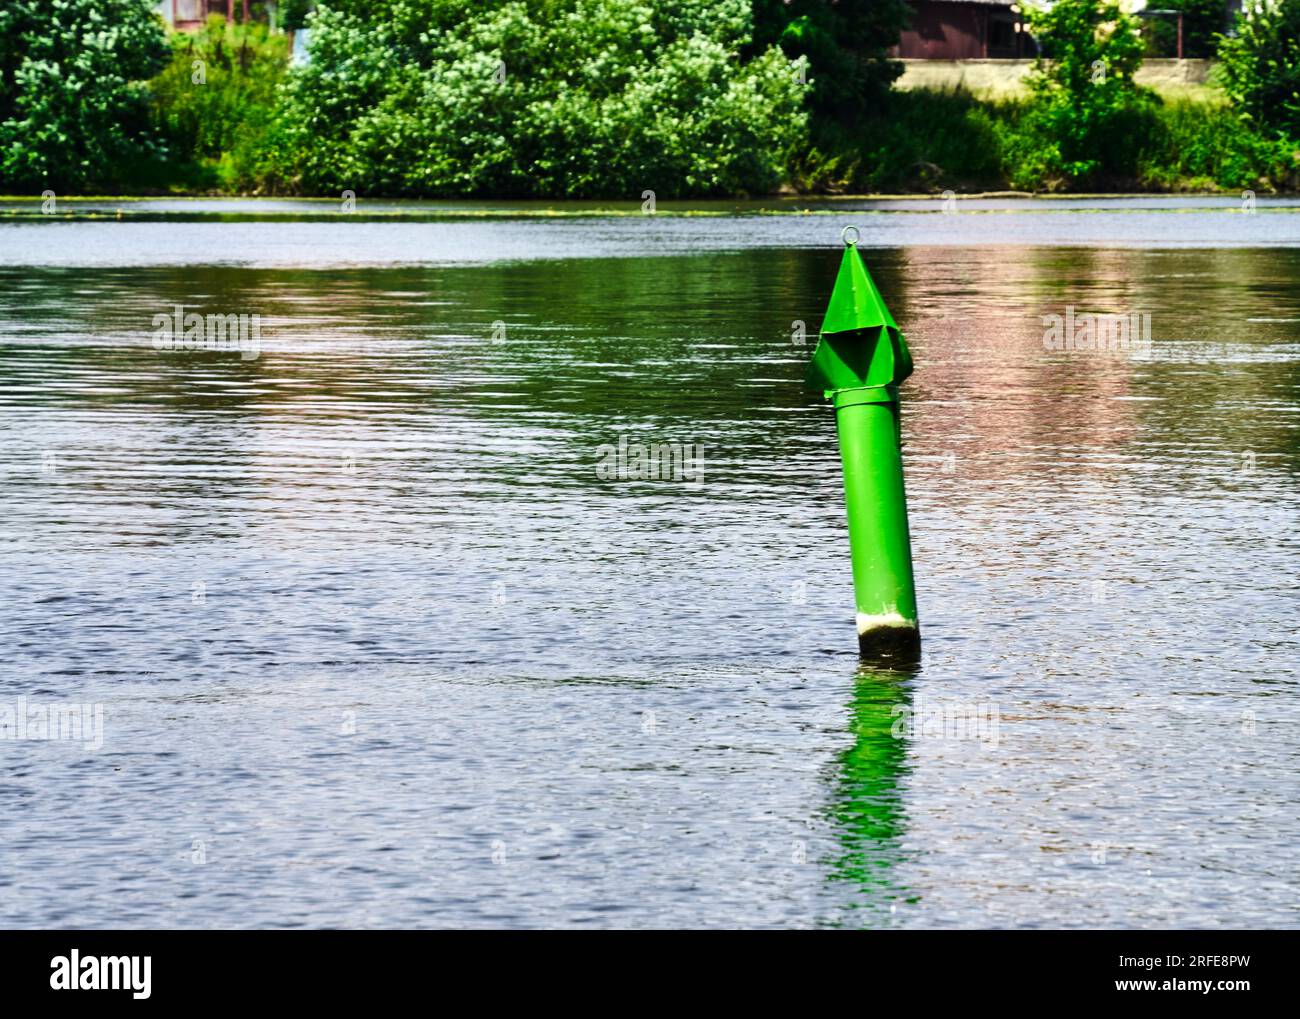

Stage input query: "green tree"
[
  {"left": 749, "top": 0, "right": 908, "bottom": 123},
  {"left": 260, "top": 0, "right": 809, "bottom": 197},
  {"left": 0, "top": 0, "right": 169, "bottom": 190},
  {"left": 1009, "top": 0, "right": 1155, "bottom": 188},
  {"left": 1217, "top": 0, "right": 1300, "bottom": 138}
]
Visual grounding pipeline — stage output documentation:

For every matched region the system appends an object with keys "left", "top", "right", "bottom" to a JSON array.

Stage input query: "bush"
[
  {"left": 799, "top": 86, "right": 1294, "bottom": 196},
  {"left": 258, "top": 0, "right": 810, "bottom": 198},
  {"left": 0, "top": 0, "right": 169, "bottom": 190},
  {"left": 846, "top": 89, "right": 1008, "bottom": 193},
  {"left": 1137, "top": 96, "right": 1297, "bottom": 190},
  {"left": 1217, "top": 0, "right": 1300, "bottom": 139},
  {"left": 150, "top": 16, "right": 290, "bottom": 191}
]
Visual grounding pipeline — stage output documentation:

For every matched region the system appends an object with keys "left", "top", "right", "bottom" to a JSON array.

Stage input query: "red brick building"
[{"left": 895, "top": 0, "right": 1033, "bottom": 60}]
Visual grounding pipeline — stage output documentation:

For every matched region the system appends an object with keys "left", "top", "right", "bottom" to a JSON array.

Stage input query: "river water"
[{"left": 1, "top": 198, "right": 1297, "bottom": 928}]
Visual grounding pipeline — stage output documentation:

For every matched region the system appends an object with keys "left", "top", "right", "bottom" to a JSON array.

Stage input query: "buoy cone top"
[{"left": 807, "top": 241, "right": 913, "bottom": 396}]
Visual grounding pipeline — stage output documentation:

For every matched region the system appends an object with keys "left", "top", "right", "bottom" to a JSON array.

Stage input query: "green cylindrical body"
[{"left": 833, "top": 388, "right": 918, "bottom": 655}]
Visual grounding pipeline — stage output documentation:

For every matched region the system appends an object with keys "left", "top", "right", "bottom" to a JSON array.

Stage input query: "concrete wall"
[{"left": 896, "top": 58, "right": 1217, "bottom": 99}]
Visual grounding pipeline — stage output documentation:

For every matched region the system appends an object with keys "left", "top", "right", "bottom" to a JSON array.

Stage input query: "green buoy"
[{"left": 807, "top": 227, "right": 920, "bottom": 659}]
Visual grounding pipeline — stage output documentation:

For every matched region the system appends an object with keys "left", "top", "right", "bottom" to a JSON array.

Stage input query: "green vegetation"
[
  {"left": 0, "top": 0, "right": 168, "bottom": 190},
  {"left": 802, "top": 0, "right": 1296, "bottom": 194},
  {"left": 789, "top": 89, "right": 1006, "bottom": 193},
  {"left": 1008, "top": 0, "right": 1153, "bottom": 189},
  {"left": 150, "top": 17, "right": 289, "bottom": 191},
  {"left": 0, "top": 0, "right": 1296, "bottom": 197},
  {"left": 1142, "top": 0, "right": 1228, "bottom": 60},
  {"left": 1137, "top": 95, "right": 1297, "bottom": 191},
  {"left": 749, "top": 0, "right": 909, "bottom": 121},
  {"left": 1217, "top": 0, "right": 1300, "bottom": 138},
  {"left": 255, "top": 0, "right": 809, "bottom": 197},
  {"left": 796, "top": 88, "right": 1295, "bottom": 195}
]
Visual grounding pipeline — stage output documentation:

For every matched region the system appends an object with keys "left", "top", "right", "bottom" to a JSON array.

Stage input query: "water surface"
[{"left": 1, "top": 201, "right": 1297, "bottom": 928}]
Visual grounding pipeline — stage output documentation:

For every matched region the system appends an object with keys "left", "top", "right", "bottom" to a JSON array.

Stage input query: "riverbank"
[
  {"left": 46, "top": 87, "right": 1297, "bottom": 201},
  {"left": 5, "top": 194, "right": 1298, "bottom": 220}
]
